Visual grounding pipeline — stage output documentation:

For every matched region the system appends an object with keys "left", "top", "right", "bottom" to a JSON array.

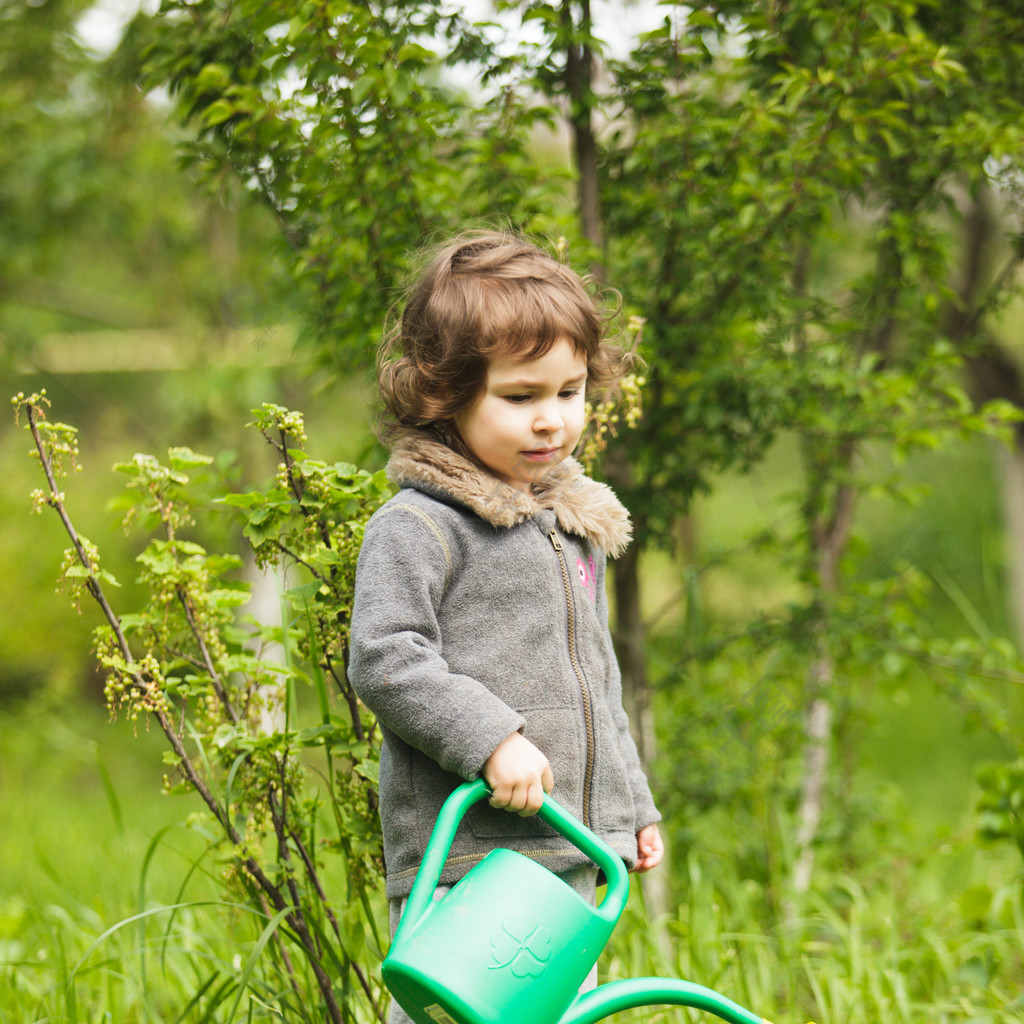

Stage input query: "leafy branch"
[{"left": 13, "top": 391, "right": 392, "bottom": 1023}]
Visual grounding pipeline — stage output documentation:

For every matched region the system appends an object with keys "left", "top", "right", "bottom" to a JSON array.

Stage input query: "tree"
[{"left": 599, "top": 0, "right": 1024, "bottom": 894}]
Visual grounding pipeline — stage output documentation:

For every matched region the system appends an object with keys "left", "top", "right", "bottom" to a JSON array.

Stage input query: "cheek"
[
  {"left": 467, "top": 402, "right": 520, "bottom": 447},
  {"left": 478, "top": 405, "right": 514, "bottom": 438},
  {"left": 568, "top": 399, "right": 588, "bottom": 435}
]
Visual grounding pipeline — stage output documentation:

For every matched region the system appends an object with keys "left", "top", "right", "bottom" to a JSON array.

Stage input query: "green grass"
[
  {"left": 0, "top": 696, "right": 365, "bottom": 1023},
  {"left": 0, "top": 697, "right": 230, "bottom": 1022},
  {"left": 605, "top": 848, "right": 1024, "bottom": 1024}
]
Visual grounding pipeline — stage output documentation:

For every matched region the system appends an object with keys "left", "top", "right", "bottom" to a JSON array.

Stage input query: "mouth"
[{"left": 522, "top": 446, "right": 560, "bottom": 462}]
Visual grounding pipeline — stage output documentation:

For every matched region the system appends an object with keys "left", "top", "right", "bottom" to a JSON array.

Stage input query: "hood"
[{"left": 386, "top": 433, "right": 632, "bottom": 558}]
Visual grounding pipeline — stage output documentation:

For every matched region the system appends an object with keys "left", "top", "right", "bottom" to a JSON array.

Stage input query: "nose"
[{"left": 533, "top": 398, "right": 564, "bottom": 434}]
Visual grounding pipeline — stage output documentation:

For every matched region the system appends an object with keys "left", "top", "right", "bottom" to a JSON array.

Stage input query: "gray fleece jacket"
[{"left": 348, "top": 434, "right": 660, "bottom": 899}]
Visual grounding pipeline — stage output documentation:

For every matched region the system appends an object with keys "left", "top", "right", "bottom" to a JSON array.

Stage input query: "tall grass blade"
[
  {"left": 224, "top": 904, "right": 297, "bottom": 1024},
  {"left": 172, "top": 971, "right": 235, "bottom": 1024},
  {"left": 93, "top": 742, "right": 125, "bottom": 838}
]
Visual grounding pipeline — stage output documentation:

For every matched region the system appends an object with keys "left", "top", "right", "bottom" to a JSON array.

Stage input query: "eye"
[
  {"left": 559, "top": 387, "right": 581, "bottom": 399},
  {"left": 502, "top": 394, "right": 530, "bottom": 404}
]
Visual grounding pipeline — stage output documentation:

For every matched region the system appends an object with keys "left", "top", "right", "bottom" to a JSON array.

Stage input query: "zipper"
[{"left": 549, "top": 529, "right": 596, "bottom": 828}]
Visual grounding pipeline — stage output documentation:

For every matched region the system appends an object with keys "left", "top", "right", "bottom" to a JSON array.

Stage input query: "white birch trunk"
[
  {"left": 245, "top": 552, "right": 288, "bottom": 734},
  {"left": 793, "top": 684, "right": 833, "bottom": 894}
]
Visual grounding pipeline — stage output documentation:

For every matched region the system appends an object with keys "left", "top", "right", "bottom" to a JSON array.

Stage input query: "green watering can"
[{"left": 384, "top": 779, "right": 785, "bottom": 1024}]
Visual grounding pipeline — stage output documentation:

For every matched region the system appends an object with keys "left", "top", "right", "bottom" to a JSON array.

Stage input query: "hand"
[
  {"left": 482, "top": 731, "right": 554, "bottom": 816},
  {"left": 633, "top": 823, "right": 664, "bottom": 873}
]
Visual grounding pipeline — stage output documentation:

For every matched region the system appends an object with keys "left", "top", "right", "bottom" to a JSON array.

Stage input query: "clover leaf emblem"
[{"left": 489, "top": 915, "right": 552, "bottom": 978}]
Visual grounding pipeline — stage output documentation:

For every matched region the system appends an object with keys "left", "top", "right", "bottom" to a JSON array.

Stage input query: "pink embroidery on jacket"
[{"left": 577, "top": 555, "right": 597, "bottom": 601}]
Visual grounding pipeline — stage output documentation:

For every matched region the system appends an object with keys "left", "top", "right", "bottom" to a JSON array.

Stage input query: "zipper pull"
[{"left": 548, "top": 530, "right": 563, "bottom": 551}]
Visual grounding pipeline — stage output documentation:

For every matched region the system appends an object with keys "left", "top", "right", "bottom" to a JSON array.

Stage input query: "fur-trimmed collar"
[{"left": 386, "top": 434, "right": 632, "bottom": 558}]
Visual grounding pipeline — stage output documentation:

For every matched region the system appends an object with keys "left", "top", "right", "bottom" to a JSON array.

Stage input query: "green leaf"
[
  {"left": 202, "top": 99, "right": 237, "bottom": 126},
  {"left": 168, "top": 447, "right": 213, "bottom": 470},
  {"left": 284, "top": 581, "right": 323, "bottom": 603},
  {"left": 219, "top": 491, "right": 266, "bottom": 508}
]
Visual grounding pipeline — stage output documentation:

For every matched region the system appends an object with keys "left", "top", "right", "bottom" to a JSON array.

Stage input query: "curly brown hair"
[{"left": 377, "top": 230, "right": 632, "bottom": 443}]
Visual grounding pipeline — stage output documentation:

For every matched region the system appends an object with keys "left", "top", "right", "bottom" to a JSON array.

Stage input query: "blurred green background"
[{"left": 3, "top": 0, "right": 1024, "bottom": 1021}]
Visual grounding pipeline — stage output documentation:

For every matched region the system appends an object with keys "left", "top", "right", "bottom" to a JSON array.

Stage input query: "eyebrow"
[{"left": 496, "top": 372, "right": 588, "bottom": 389}]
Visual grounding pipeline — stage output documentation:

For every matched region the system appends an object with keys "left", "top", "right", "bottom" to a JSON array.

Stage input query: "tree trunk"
[
  {"left": 948, "top": 187, "right": 1024, "bottom": 650},
  {"left": 244, "top": 551, "right": 287, "bottom": 734},
  {"left": 791, "top": 459, "right": 857, "bottom": 897},
  {"left": 793, "top": 681, "right": 832, "bottom": 894},
  {"left": 965, "top": 342, "right": 1024, "bottom": 648},
  {"left": 610, "top": 512, "right": 654, "bottom": 763},
  {"left": 559, "top": 0, "right": 653, "bottom": 758},
  {"left": 562, "top": 0, "right": 603, "bottom": 260},
  {"left": 558, "top": 0, "right": 670, "bottom": 919}
]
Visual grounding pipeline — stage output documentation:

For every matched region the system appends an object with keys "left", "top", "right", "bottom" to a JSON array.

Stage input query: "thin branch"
[
  {"left": 286, "top": 820, "right": 385, "bottom": 1020},
  {"left": 28, "top": 405, "right": 134, "bottom": 668},
  {"left": 952, "top": 246, "right": 1024, "bottom": 347},
  {"left": 268, "top": 771, "right": 346, "bottom": 1024},
  {"left": 177, "top": 586, "right": 240, "bottom": 725},
  {"left": 164, "top": 645, "right": 208, "bottom": 674},
  {"left": 274, "top": 427, "right": 335, "bottom": 550},
  {"left": 272, "top": 537, "right": 331, "bottom": 583},
  {"left": 326, "top": 652, "right": 366, "bottom": 744}
]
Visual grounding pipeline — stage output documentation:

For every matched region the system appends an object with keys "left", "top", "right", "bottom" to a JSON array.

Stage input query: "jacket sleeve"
[
  {"left": 594, "top": 551, "right": 662, "bottom": 831},
  {"left": 348, "top": 502, "right": 525, "bottom": 780}
]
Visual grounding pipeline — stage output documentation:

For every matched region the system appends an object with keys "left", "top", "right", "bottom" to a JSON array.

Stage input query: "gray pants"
[{"left": 386, "top": 864, "right": 599, "bottom": 1024}]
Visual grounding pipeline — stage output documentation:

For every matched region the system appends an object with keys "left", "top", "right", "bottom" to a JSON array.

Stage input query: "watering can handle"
[{"left": 400, "top": 778, "right": 630, "bottom": 938}]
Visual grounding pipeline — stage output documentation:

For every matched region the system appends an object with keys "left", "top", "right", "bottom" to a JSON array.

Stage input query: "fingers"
[
  {"left": 487, "top": 772, "right": 546, "bottom": 816},
  {"left": 489, "top": 778, "right": 544, "bottom": 811},
  {"left": 489, "top": 780, "right": 544, "bottom": 816},
  {"left": 632, "top": 823, "right": 665, "bottom": 873},
  {"left": 482, "top": 732, "right": 553, "bottom": 816}
]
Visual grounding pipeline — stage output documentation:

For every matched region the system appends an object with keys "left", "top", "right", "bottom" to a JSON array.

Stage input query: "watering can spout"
[{"left": 560, "top": 977, "right": 776, "bottom": 1024}]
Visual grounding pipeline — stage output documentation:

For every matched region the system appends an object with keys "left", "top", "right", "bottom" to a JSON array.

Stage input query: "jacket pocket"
[
  {"left": 468, "top": 704, "right": 584, "bottom": 840},
  {"left": 589, "top": 703, "right": 636, "bottom": 834}
]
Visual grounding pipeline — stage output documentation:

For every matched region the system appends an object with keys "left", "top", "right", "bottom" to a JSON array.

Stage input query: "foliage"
[
  {"left": 12, "top": 390, "right": 393, "bottom": 1023},
  {"left": 137, "top": 0, "right": 573, "bottom": 374},
  {"left": 978, "top": 757, "right": 1024, "bottom": 866},
  {"left": 0, "top": 0, "right": 291, "bottom": 368},
  {"left": 4, "top": 694, "right": 1022, "bottom": 1023},
  {"left": 598, "top": 0, "right": 1024, "bottom": 525},
  {"left": 10, "top": 0, "right": 1024, "bottom": 1016},
  {"left": 588, "top": 0, "right": 1024, "bottom": 895}
]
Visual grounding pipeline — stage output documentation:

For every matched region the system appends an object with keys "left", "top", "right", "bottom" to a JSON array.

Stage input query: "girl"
[{"left": 348, "top": 231, "right": 662, "bottom": 1020}]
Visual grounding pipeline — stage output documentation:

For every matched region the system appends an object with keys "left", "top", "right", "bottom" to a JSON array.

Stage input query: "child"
[{"left": 348, "top": 231, "right": 663, "bottom": 1019}]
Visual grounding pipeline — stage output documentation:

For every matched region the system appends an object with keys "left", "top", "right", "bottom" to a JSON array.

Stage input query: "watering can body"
[{"left": 383, "top": 779, "right": 630, "bottom": 1024}]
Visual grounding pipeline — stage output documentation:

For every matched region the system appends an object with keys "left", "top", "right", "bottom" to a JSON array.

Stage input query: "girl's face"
[{"left": 453, "top": 337, "right": 588, "bottom": 493}]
